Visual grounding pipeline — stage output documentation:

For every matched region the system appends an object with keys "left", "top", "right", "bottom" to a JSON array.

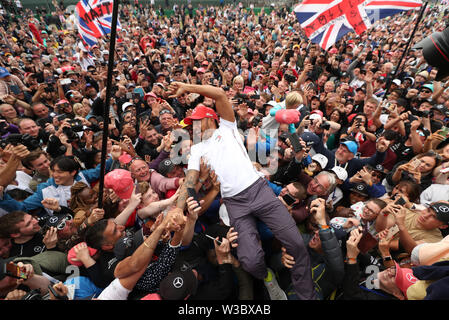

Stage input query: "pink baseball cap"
[
  {"left": 394, "top": 261, "right": 418, "bottom": 299},
  {"left": 104, "top": 169, "right": 134, "bottom": 200}
]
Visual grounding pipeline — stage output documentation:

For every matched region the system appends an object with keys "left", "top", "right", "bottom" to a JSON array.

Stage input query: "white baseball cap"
[
  {"left": 309, "top": 113, "right": 322, "bottom": 121},
  {"left": 122, "top": 102, "right": 134, "bottom": 112},
  {"left": 331, "top": 166, "right": 348, "bottom": 181},
  {"left": 312, "top": 154, "right": 328, "bottom": 169}
]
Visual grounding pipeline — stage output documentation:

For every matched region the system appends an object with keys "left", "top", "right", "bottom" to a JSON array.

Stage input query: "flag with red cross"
[{"left": 294, "top": 0, "right": 423, "bottom": 50}]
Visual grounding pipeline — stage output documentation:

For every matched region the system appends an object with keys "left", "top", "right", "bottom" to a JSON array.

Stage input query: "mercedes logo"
[
  {"left": 173, "top": 277, "right": 183, "bottom": 289},
  {"left": 440, "top": 206, "right": 449, "bottom": 213},
  {"left": 164, "top": 160, "right": 171, "bottom": 165},
  {"left": 49, "top": 216, "right": 58, "bottom": 224},
  {"left": 406, "top": 273, "right": 417, "bottom": 283},
  {"left": 357, "top": 185, "right": 364, "bottom": 190}
]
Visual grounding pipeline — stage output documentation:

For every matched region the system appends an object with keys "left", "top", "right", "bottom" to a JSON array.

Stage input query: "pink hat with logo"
[
  {"left": 394, "top": 261, "right": 418, "bottom": 299},
  {"left": 104, "top": 169, "right": 134, "bottom": 200}
]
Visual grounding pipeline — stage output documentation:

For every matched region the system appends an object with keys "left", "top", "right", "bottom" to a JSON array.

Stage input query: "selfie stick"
[
  {"left": 381, "top": 1, "right": 428, "bottom": 101},
  {"left": 97, "top": 0, "right": 120, "bottom": 208}
]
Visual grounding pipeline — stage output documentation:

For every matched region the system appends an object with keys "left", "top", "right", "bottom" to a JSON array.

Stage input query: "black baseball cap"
[
  {"left": 159, "top": 268, "right": 198, "bottom": 300},
  {"left": 349, "top": 183, "right": 369, "bottom": 197},
  {"left": 158, "top": 159, "right": 175, "bottom": 176},
  {"left": 430, "top": 202, "right": 449, "bottom": 225}
]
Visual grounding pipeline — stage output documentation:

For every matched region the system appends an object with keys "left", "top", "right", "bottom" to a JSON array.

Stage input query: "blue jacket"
[{"left": 0, "top": 158, "right": 113, "bottom": 216}]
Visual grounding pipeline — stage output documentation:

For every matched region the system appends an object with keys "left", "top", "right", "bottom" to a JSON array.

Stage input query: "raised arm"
[{"left": 167, "top": 82, "right": 235, "bottom": 122}]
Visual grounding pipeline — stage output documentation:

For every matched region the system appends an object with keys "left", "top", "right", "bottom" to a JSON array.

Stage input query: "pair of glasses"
[
  {"left": 421, "top": 90, "right": 432, "bottom": 94},
  {"left": 128, "top": 156, "right": 143, "bottom": 167}
]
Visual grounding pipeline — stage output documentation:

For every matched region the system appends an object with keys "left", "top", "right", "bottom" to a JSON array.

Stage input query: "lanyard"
[{"left": 334, "top": 158, "right": 349, "bottom": 170}]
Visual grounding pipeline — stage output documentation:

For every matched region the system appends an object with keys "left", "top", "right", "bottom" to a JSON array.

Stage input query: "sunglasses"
[
  {"left": 128, "top": 156, "right": 143, "bottom": 167},
  {"left": 56, "top": 215, "right": 72, "bottom": 230},
  {"left": 421, "top": 89, "right": 432, "bottom": 94}
]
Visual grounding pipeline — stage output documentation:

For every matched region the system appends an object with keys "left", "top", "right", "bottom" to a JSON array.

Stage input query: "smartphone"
[
  {"left": 385, "top": 224, "right": 400, "bottom": 240},
  {"left": 5, "top": 262, "right": 28, "bottom": 280},
  {"left": 439, "top": 126, "right": 449, "bottom": 137},
  {"left": 134, "top": 183, "right": 141, "bottom": 194},
  {"left": 282, "top": 193, "right": 297, "bottom": 206},
  {"left": 411, "top": 159, "right": 421, "bottom": 169},
  {"left": 394, "top": 197, "right": 406, "bottom": 206},
  {"left": 440, "top": 167, "right": 449, "bottom": 174},
  {"left": 48, "top": 284, "right": 68, "bottom": 300},
  {"left": 357, "top": 230, "right": 378, "bottom": 254},
  {"left": 187, "top": 187, "right": 199, "bottom": 202},
  {"left": 205, "top": 233, "right": 222, "bottom": 245},
  {"left": 126, "top": 92, "right": 133, "bottom": 99},
  {"left": 60, "top": 78, "right": 72, "bottom": 85},
  {"left": 133, "top": 87, "right": 145, "bottom": 97},
  {"left": 288, "top": 132, "right": 303, "bottom": 153}
]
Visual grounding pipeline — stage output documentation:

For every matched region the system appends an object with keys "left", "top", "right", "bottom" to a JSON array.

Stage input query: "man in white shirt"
[{"left": 167, "top": 82, "right": 316, "bottom": 300}]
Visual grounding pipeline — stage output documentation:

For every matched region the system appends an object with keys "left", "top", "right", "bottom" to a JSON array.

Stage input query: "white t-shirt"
[{"left": 188, "top": 119, "right": 260, "bottom": 198}]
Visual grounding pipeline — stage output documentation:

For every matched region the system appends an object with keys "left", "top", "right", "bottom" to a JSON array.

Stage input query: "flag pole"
[
  {"left": 381, "top": 1, "right": 428, "bottom": 100},
  {"left": 97, "top": 0, "right": 120, "bottom": 209}
]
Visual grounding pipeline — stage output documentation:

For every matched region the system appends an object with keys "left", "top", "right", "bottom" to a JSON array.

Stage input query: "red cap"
[
  {"left": 197, "top": 67, "right": 206, "bottom": 74},
  {"left": 394, "top": 261, "right": 417, "bottom": 299},
  {"left": 183, "top": 104, "right": 219, "bottom": 125},
  {"left": 104, "top": 169, "right": 134, "bottom": 200}
]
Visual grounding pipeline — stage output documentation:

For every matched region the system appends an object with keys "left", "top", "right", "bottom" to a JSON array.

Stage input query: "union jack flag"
[
  {"left": 75, "top": 0, "right": 121, "bottom": 48},
  {"left": 294, "top": 0, "right": 423, "bottom": 50}
]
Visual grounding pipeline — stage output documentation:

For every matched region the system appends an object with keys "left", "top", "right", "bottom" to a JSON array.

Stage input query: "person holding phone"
[
  {"left": 280, "top": 198, "right": 345, "bottom": 300},
  {"left": 387, "top": 151, "right": 442, "bottom": 191}
]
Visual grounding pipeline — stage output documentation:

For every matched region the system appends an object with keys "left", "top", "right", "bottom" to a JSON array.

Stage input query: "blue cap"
[
  {"left": 340, "top": 141, "right": 358, "bottom": 155},
  {"left": 422, "top": 83, "right": 434, "bottom": 92},
  {"left": 0, "top": 67, "right": 10, "bottom": 78}
]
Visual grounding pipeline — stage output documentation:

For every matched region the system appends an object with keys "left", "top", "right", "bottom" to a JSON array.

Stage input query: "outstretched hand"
[{"left": 167, "top": 81, "right": 188, "bottom": 98}]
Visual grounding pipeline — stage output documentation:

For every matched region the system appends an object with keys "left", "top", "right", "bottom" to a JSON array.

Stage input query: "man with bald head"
[
  {"left": 128, "top": 158, "right": 183, "bottom": 198},
  {"left": 18, "top": 118, "right": 49, "bottom": 144}
]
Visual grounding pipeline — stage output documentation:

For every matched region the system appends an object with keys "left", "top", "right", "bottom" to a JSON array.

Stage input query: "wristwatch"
[{"left": 382, "top": 256, "right": 393, "bottom": 262}]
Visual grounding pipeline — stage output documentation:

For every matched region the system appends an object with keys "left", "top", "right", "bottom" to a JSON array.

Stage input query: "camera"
[
  {"left": 416, "top": 110, "right": 431, "bottom": 117},
  {"left": 181, "top": 46, "right": 187, "bottom": 54},
  {"left": 38, "top": 213, "right": 72, "bottom": 235},
  {"left": 252, "top": 115, "right": 262, "bottom": 127},
  {"left": 62, "top": 119, "right": 83, "bottom": 143},
  {"left": 46, "top": 135, "right": 67, "bottom": 159},
  {"left": 320, "top": 121, "right": 331, "bottom": 130},
  {"left": 0, "top": 133, "right": 40, "bottom": 151},
  {"left": 284, "top": 74, "right": 297, "bottom": 83}
]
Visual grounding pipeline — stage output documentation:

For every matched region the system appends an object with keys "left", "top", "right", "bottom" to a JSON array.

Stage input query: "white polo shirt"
[{"left": 188, "top": 119, "right": 260, "bottom": 198}]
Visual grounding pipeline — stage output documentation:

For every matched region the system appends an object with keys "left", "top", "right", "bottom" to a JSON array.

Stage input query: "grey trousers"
[{"left": 223, "top": 178, "right": 317, "bottom": 300}]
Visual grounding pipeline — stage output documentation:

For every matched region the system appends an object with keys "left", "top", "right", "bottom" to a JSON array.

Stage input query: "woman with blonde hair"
[{"left": 73, "top": 102, "right": 90, "bottom": 118}]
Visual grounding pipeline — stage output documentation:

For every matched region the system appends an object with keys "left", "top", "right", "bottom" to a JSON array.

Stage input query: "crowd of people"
[{"left": 0, "top": 0, "right": 449, "bottom": 301}]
